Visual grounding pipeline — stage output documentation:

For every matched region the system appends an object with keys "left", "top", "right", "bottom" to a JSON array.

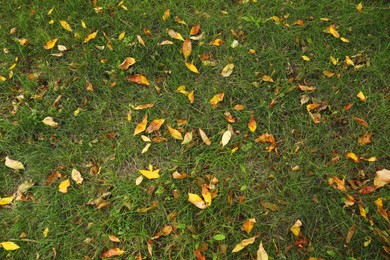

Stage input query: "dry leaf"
[
  {"left": 132, "top": 103, "right": 154, "bottom": 110},
  {"left": 300, "top": 94, "right": 310, "bottom": 105},
  {"left": 201, "top": 185, "right": 212, "bottom": 207},
  {"left": 5, "top": 156, "right": 24, "bottom": 170},
  {"left": 357, "top": 91, "right": 367, "bottom": 102},
  {"left": 330, "top": 56, "right": 338, "bottom": 65},
  {"left": 358, "top": 132, "right": 372, "bottom": 146},
  {"left": 185, "top": 62, "right": 199, "bottom": 74},
  {"left": 167, "top": 125, "right": 183, "bottom": 140},
  {"left": 109, "top": 234, "right": 120, "bottom": 243},
  {"left": 323, "top": 24, "right": 340, "bottom": 38},
  {"left": 118, "top": 32, "right": 125, "bottom": 40},
  {"left": 188, "top": 193, "right": 208, "bottom": 209},
  {"left": 162, "top": 9, "right": 170, "bottom": 20},
  {"left": 294, "top": 20, "right": 304, "bottom": 26},
  {"left": 182, "top": 39, "right": 192, "bottom": 60},
  {"left": 209, "top": 92, "right": 224, "bottom": 108},
  {"left": 221, "top": 130, "right": 231, "bottom": 147},
  {"left": 248, "top": 115, "right": 257, "bottom": 132},
  {"left": 42, "top": 227, "right": 49, "bottom": 238},
  {"left": 0, "top": 196, "right": 14, "bottom": 206},
  {"left": 256, "top": 241, "right": 268, "bottom": 260},
  {"left": 175, "top": 16, "right": 187, "bottom": 25},
  {"left": 301, "top": 55, "right": 310, "bottom": 61},
  {"left": 328, "top": 176, "right": 346, "bottom": 192},
  {"left": 134, "top": 114, "right": 148, "bottom": 136},
  {"left": 139, "top": 164, "right": 160, "bottom": 179},
  {"left": 242, "top": 218, "right": 256, "bottom": 234},
  {"left": 187, "top": 90, "right": 195, "bottom": 104},
  {"left": 172, "top": 171, "right": 188, "bottom": 179},
  {"left": 84, "top": 30, "right": 98, "bottom": 43},
  {"left": 234, "top": 104, "right": 245, "bottom": 111},
  {"left": 199, "top": 128, "right": 211, "bottom": 145},
  {"left": 127, "top": 74, "right": 150, "bottom": 86},
  {"left": 0, "top": 241, "right": 20, "bottom": 251},
  {"left": 58, "top": 179, "right": 70, "bottom": 193},
  {"left": 101, "top": 248, "right": 125, "bottom": 258},
  {"left": 353, "top": 117, "right": 368, "bottom": 127},
  {"left": 374, "top": 198, "right": 389, "bottom": 221},
  {"left": 290, "top": 219, "right": 302, "bottom": 237},
  {"left": 232, "top": 236, "right": 257, "bottom": 253},
  {"left": 298, "top": 84, "right": 316, "bottom": 92},
  {"left": 135, "top": 175, "right": 143, "bottom": 185},
  {"left": 141, "top": 143, "right": 152, "bottom": 154},
  {"left": 340, "top": 37, "right": 349, "bottom": 43},
  {"left": 356, "top": 2, "right": 363, "bottom": 13},
  {"left": 262, "top": 75, "right": 274, "bottom": 82},
  {"left": 44, "top": 38, "right": 58, "bottom": 50},
  {"left": 374, "top": 169, "right": 390, "bottom": 188},
  {"left": 59, "top": 20, "right": 72, "bottom": 32},
  {"left": 255, "top": 133, "right": 276, "bottom": 146},
  {"left": 181, "top": 132, "right": 193, "bottom": 145},
  {"left": 323, "top": 70, "right": 335, "bottom": 77},
  {"left": 221, "top": 64, "right": 235, "bottom": 77},
  {"left": 137, "top": 35, "right": 145, "bottom": 46},
  {"left": 42, "top": 117, "right": 59, "bottom": 127},
  {"left": 118, "top": 57, "right": 136, "bottom": 70},
  {"left": 190, "top": 24, "right": 201, "bottom": 35},
  {"left": 345, "top": 152, "right": 360, "bottom": 163},
  {"left": 167, "top": 29, "right": 184, "bottom": 41},
  {"left": 157, "top": 40, "right": 174, "bottom": 45},
  {"left": 345, "top": 56, "right": 355, "bottom": 67},
  {"left": 146, "top": 119, "right": 165, "bottom": 133},
  {"left": 71, "top": 169, "right": 83, "bottom": 184},
  {"left": 209, "top": 39, "right": 223, "bottom": 46}
]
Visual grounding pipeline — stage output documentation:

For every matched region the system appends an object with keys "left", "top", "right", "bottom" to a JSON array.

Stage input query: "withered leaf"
[
  {"left": 101, "top": 248, "right": 125, "bottom": 258},
  {"left": 232, "top": 236, "right": 257, "bottom": 253},
  {"left": 127, "top": 74, "right": 150, "bottom": 86},
  {"left": 118, "top": 57, "right": 136, "bottom": 70},
  {"left": 146, "top": 119, "right": 165, "bottom": 133},
  {"left": 182, "top": 39, "right": 192, "bottom": 60},
  {"left": 134, "top": 114, "right": 148, "bottom": 136},
  {"left": 199, "top": 128, "right": 211, "bottom": 145},
  {"left": 167, "top": 124, "right": 183, "bottom": 140}
]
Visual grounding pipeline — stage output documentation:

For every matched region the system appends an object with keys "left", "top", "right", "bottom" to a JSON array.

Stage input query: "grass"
[{"left": 1, "top": 0, "right": 389, "bottom": 259}]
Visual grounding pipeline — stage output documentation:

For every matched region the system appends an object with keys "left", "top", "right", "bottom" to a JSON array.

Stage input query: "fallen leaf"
[
  {"left": 298, "top": 84, "right": 316, "bottom": 92},
  {"left": 157, "top": 40, "right": 174, "bottom": 45},
  {"left": 59, "top": 20, "right": 72, "bottom": 32},
  {"left": 290, "top": 219, "right": 302, "bottom": 237},
  {"left": 221, "top": 130, "right": 231, "bottom": 147},
  {"left": 84, "top": 30, "right": 98, "bottom": 43},
  {"left": 248, "top": 115, "right": 257, "bottom": 132},
  {"left": 202, "top": 185, "right": 212, "bottom": 207},
  {"left": 182, "top": 39, "right": 192, "bottom": 60},
  {"left": 256, "top": 241, "right": 268, "bottom": 260},
  {"left": 185, "top": 62, "right": 199, "bottom": 74},
  {"left": 190, "top": 32, "right": 204, "bottom": 41},
  {"left": 359, "top": 185, "right": 377, "bottom": 194},
  {"left": 139, "top": 164, "right": 160, "bottom": 179},
  {"left": 209, "top": 39, "right": 223, "bottom": 46},
  {"left": 358, "top": 132, "right": 372, "bottom": 145},
  {"left": 328, "top": 176, "right": 346, "bottom": 192},
  {"left": 0, "top": 241, "right": 20, "bottom": 251},
  {"left": 232, "top": 236, "right": 257, "bottom": 253},
  {"left": 109, "top": 234, "right": 120, "bottom": 243},
  {"left": 340, "top": 37, "right": 349, "bottom": 43},
  {"left": 0, "top": 196, "right": 14, "bottom": 206},
  {"left": 330, "top": 56, "right": 338, "bottom": 65},
  {"left": 345, "top": 224, "right": 356, "bottom": 244},
  {"left": 353, "top": 117, "right": 368, "bottom": 127},
  {"left": 118, "top": 32, "right": 125, "bottom": 40},
  {"left": 199, "top": 128, "right": 211, "bottom": 145},
  {"left": 255, "top": 133, "right": 276, "bottom": 146},
  {"left": 162, "top": 9, "right": 170, "bottom": 20},
  {"left": 374, "top": 198, "right": 389, "bottom": 221},
  {"left": 137, "top": 35, "right": 145, "bottom": 47},
  {"left": 175, "top": 16, "right": 187, "bottom": 25},
  {"left": 300, "top": 94, "right": 310, "bottom": 105},
  {"left": 323, "top": 70, "right": 335, "bottom": 77},
  {"left": 374, "top": 169, "right": 390, "bottom": 188},
  {"left": 356, "top": 2, "right": 363, "bottom": 13},
  {"left": 132, "top": 103, "right": 154, "bottom": 110},
  {"left": 209, "top": 92, "right": 224, "bottom": 108},
  {"left": 146, "top": 119, "right": 165, "bottom": 133},
  {"left": 358, "top": 203, "right": 367, "bottom": 218},
  {"left": 187, "top": 90, "right": 195, "bottom": 104},
  {"left": 44, "top": 38, "right": 58, "bottom": 50},
  {"left": 43, "top": 227, "right": 49, "bottom": 238},
  {"left": 141, "top": 143, "right": 152, "bottom": 154},
  {"left": 357, "top": 91, "right": 367, "bottom": 102},
  {"left": 167, "top": 29, "right": 184, "bottom": 41},
  {"left": 231, "top": 39, "right": 239, "bottom": 48},
  {"left": 101, "top": 248, "right": 125, "bottom": 258},
  {"left": 294, "top": 20, "right": 304, "bottom": 26},
  {"left": 58, "top": 179, "right": 70, "bottom": 193},
  {"left": 71, "top": 169, "right": 83, "bottom": 184},
  {"left": 301, "top": 55, "right": 310, "bottom": 61},
  {"left": 118, "top": 57, "right": 136, "bottom": 70},
  {"left": 127, "top": 74, "right": 150, "bottom": 86},
  {"left": 260, "top": 201, "right": 279, "bottom": 211},
  {"left": 345, "top": 152, "right": 360, "bottom": 163},
  {"left": 167, "top": 125, "right": 183, "bottom": 140},
  {"left": 42, "top": 117, "right": 59, "bottom": 127},
  {"left": 5, "top": 156, "right": 25, "bottom": 170},
  {"left": 181, "top": 132, "right": 193, "bottom": 145},
  {"left": 134, "top": 114, "right": 148, "bottom": 136},
  {"left": 323, "top": 24, "right": 339, "bottom": 38},
  {"left": 345, "top": 56, "right": 355, "bottom": 66},
  {"left": 188, "top": 193, "right": 208, "bottom": 209},
  {"left": 172, "top": 171, "right": 188, "bottom": 179},
  {"left": 221, "top": 64, "right": 234, "bottom": 77},
  {"left": 242, "top": 218, "right": 256, "bottom": 234},
  {"left": 190, "top": 24, "right": 201, "bottom": 35},
  {"left": 234, "top": 104, "right": 245, "bottom": 111},
  {"left": 262, "top": 75, "right": 274, "bottom": 83}
]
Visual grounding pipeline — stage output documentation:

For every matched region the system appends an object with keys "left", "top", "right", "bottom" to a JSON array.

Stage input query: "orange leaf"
[
  {"left": 134, "top": 114, "right": 148, "bottom": 136},
  {"left": 143, "top": 28, "right": 152, "bottom": 36},
  {"left": 127, "top": 74, "right": 150, "bottom": 86},
  {"left": 84, "top": 30, "right": 98, "bottom": 43},
  {"left": 108, "top": 234, "right": 120, "bottom": 243},
  {"left": 294, "top": 20, "right": 304, "bottom": 26},
  {"left": 356, "top": 2, "right": 363, "bottom": 13},
  {"left": 167, "top": 125, "right": 183, "bottom": 140},
  {"left": 190, "top": 24, "right": 201, "bottom": 35},
  {"left": 262, "top": 75, "right": 274, "bottom": 82},
  {"left": 358, "top": 132, "right": 372, "bottom": 146},
  {"left": 233, "top": 104, "right": 245, "bottom": 111},
  {"left": 209, "top": 92, "right": 224, "bottom": 108},
  {"left": 101, "top": 248, "right": 125, "bottom": 258},
  {"left": 209, "top": 39, "right": 223, "bottom": 46},
  {"left": 167, "top": 29, "right": 184, "bottom": 41},
  {"left": 345, "top": 152, "right": 360, "bottom": 163},
  {"left": 185, "top": 62, "right": 199, "bottom": 74},
  {"left": 323, "top": 24, "right": 340, "bottom": 38},
  {"left": 298, "top": 84, "right": 316, "bottom": 92},
  {"left": 323, "top": 70, "right": 335, "bottom": 77},
  {"left": 248, "top": 115, "right": 257, "bottom": 132},
  {"left": 146, "top": 119, "right": 165, "bottom": 133},
  {"left": 199, "top": 128, "right": 211, "bottom": 145},
  {"left": 353, "top": 117, "right": 368, "bottom": 127},
  {"left": 255, "top": 133, "right": 276, "bottom": 146},
  {"left": 172, "top": 171, "right": 188, "bottom": 179},
  {"left": 162, "top": 9, "right": 170, "bottom": 20},
  {"left": 356, "top": 91, "right": 367, "bottom": 102},
  {"left": 242, "top": 218, "right": 256, "bottom": 234},
  {"left": 44, "top": 38, "right": 58, "bottom": 50},
  {"left": 182, "top": 38, "right": 192, "bottom": 60},
  {"left": 118, "top": 57, "right": 136, "bottom": 70}
]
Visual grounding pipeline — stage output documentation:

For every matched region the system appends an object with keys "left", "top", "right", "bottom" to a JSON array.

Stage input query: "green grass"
[{"left": 1, "top": 0, "right": 389, "bottom": 259}]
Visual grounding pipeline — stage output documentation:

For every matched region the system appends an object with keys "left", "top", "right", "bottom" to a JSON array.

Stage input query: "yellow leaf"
[
  {"left": 221, "top": 63, "right": 234, "bottom": 77},
  {"left": 323, "top": 70, "right": 335, "bottom": 77},
  {"left": 345, "top": 56, "right": 354, "bottom": 66},
  {"left": 232, "top": 236, "right": 257, "bottom": 253},
  {"left": 118, "top": 57, "right": 136, "bottom": 70},
  {"left": 209, "top": 92, "right": 224, "bottom": 108},
  {"left": 146, "top": 119, "right": 165, "bottom": 133},
  {"left": 141, "top": 143, "right": 151, "bottom": 154},
  {"left": 182, "top": 39, "right": 192, "bottom": 60},
  {"left": 181, "top": 132, "right": 193, "bottom": 145},
  {"left": 101, "top": 248, "right": 125, "bottom": 258},
  {"left": 202, "top": 185, "right": 212, "bottom": 206},
  {"left": 358, "top": 203, "right": 366, "bottom": 218},
  {"left": 188, "top": 193, "right": 208, "bottom": 209},
  {"left": 0, "top": 196, "right": 14, "bottom": 206},
  {"left": 58, "top": 179, "right": 70, "bottom": 193},
  {"left": 248, "top": 115, "right": 257, "bottom": 132},
  {"left": 162, "top": 9, "right": 170, "bottom": 20},
  {"left": 84, "top": 30, "right": 98, "bottom": 43},
  {"left": 255, "top": 133, "right": 277, "bottom": 146},
  {"left": 185, "top": 62, "right": 199, "bottom": 74},
  {"left": 71, "top": 169, "right": 83, "bottom": 184},
  {"left": 242, "top": 218, "right": 256, "bottom": 234},
  {"left": 177, "top": 85, "right": 189, "bottom": 95},
  {"left": 139, "top": 164, "right": 160, "bottom": 179},
  {"left": 199, "top": 128, "right": 211, "bottom": 145},
  {"left": 187, "top": 90, "right": 195, "bottom": 104},
  {"left": 175, "top": 16, "right": 187, "bottom": 25},
  {"left": 132, "top": 103, "right": 154, "bottom": 110},
  {"left": 157, "top": 40, "right": 174, "bottom": 45},
  {"left": 323, "top": 24, "right": 339, "bottom": 38},
  {"left": 42, "top": 116, "right": 59, "bottom": 127},
  {"left": 262, "top": 75, "right": 274, "bottom": 82},
  {"left": 0, "top": 75, "right": 6, "bottom": 81},
  {"left": 330, "top": 56, "right": 338, "bottom": 65},
  {"left": 356, "top": 2, "right": 363, "bottom": 13},
  {"left": 48, "top": 20, "right": 54, "bottom": 25},
  {"left": 127, "top": 74, "right": 150, "bottom": 86},
  {"left": 137, "top": 35, "right": 145, "bottom": 47},
  {"left": 209, "top": 39, "right": 223, "bottom": 46},
  {"left": 167, "top": 125, "right": 183, "bottom": 140},
  {"left": 48, "top": 7, "right": 54, "bottom": 15},
  {"left": 134, "top": 114, "right": 148, "bottom": 136},
  {"left": 59, "top": 20, "right": 72, "bottom": 32},
  {"left": 167, "top": 29, "right": 184, "bottom": 41},
  {"left": 357, "top": 91, "right": 367, "bottom": 102},
  {"left": 43, "top": 227, "right": 49, "bottom": 238},
  {"left": 44, "top": 38, "right": 58, "bottom": 50},
  {"left": 0, "top": 241, "right": 20, "bottom": 251},
  {"left": 256, "top": 241, "right": 268, "bottom": 260},
  {"left": 81, "top": 20, "right": 87, "bottom": 29},
  {"left": 221, "top": 130, "right": 231, "bottom": 147},
  {"left": 109, "top": 234, "right": 120, "bottom": 243},
  {"left": 374, "top": 169, "right": 390, "bottom": 188},
  {"left": 290, "top": 219, "right": 302, "bottom": 237},
  {"left": 17, "top": 38, "right": 29, "bottom": 46},
  {"left": 5, "top": 156, "right": 24, "bottom": 170},
  {"left": 345, "top": 152, "right": 360, "bottom": 163},
  {"left": 301, "top": 55, "right": 310, "bottom": 61},
  {"left": 340, "top": 37, "right": 349, "bottom": 43},
  {"left": 118, "top": 32, "right": 125, "bottom": 41}
]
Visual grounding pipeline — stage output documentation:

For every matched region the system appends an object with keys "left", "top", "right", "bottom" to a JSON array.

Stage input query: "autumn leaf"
[
  {"left": 0, "top": 196, "right": 14, "bottom": 206},
  {"left": 255, "top": 133, "right": 276, "bottom": 146},
  {"left": 167, "top": 29, "right": 184, "bottom": 41},
  {"left": 209, "top": 92, "right": 224, "bottom": 108},
  {"left": 162, "top": 9, "right": 170, "bottom": 20},
  {"left": 59, "top": 20, "right": 72, "bottom": 32},
  {"left": 221, "top": 130, "right": 231, "bottom": 147},
  {"left": 356, "top": 91, "right": 367, "bottom": 102},
  {"left": 209, "top": 39, "right": 223, "bottom": 46},
  {"left": 330, "top": 55, "right": 338, "bottom": 65},
  {"left": 141, "top": 143, "right": 152, "bottom": 154},
  {"left": 345, "top": 56, "right": 355, "bottom": 67},
  {"left": 182, "top": 39, "right": 192, "bottom": 60},
  {"left": 175, "top": 16, "right": 187, "bottom": 25},
  {"left": 44, "top": 38, "right": 58, "bottom": 50},
  {"left": 358, "top": 132, "right": 372, "bottom": 145},
  {"left": 262, "top": 75, "right": 274, "bottom": 83},
  {"left": 127, "top": 74, "right": 150, "bottom": 86},
  {"left": 132, "top": 103, "right": 154, "bottom": 110},
  {"left": 356, "top": 2, "right": 363, "bottom": 13},
  {"left": 374, "top": 198, "right": 389, "bottom": 221},
  {"left": 109, "top": 234, "right": 120, "bottom": 243},
  {"left": 301, "top": 55, "right": 310, "bottom": 61},
  {"left": 146, "top": 119, "right": 165, "bottom": 133},
  {"left": 340, "top": 37, "right": 349, "bottom": 43},
  {"left": 374, "top": 169, "right": 390, "bottom": 188},
  {"left": 101, "top": 248, "right": 125, "bottom": 258},
  {"left": 185, "top": 62, "right": 199, "bottom": 74},
  {"left": 242, "top": 218, "right": 256, "bottom": 234},
  {"left": 232, "top": 236, "right": 257, "bottom": 253},
  {"left": 118, "top": 57, "right": 136, "bottom": 70},
  {"left": 323, "top": 24, "right": 340, "bottom": 38},
  {"left": 323, "top": 70, "right": 335, "bottom": 77},
  {"left": 118, "top": 32, "right": 125, "bottom": 40},
  {"left": 134, "top": 114, "right": 148, "bottom": 136},
  {"left": 139, "top": 164, "right": 160, "bottom": 179},
  {"left": 201, "top": 185, "right": 212, "bottom": 207},
  {"left": 0, "top": 241, "right": 20, "bottom": 251},
  {"left": 248, "top": 115, "right": 257, "bottom": 132},
  {"left": 167, "top": 125, "right": 183, "bottom": 140},
  {"left": 234, "top": 104, "right": 245, "bottom": 111},
  {"left": 221, "top": 64, "right": 234, "bottom": 77},
  {"left": 5, "top": 156, "right": 25, "bottom": 170},
  {"left": 328, "top": 176, "right": 346, "bottom": 192},
  {"left": 345, "top": 152, "right": 360, "bottom": 163},
  {"left": 290, "top": 219, "right": 302, "bottom": 237},
  {"left": 84, "top": 30, "right": 98, "bottom": 43},
  {"left": 294, "top": 20, "right": 304, "bottom": 26},
  {"left": 187, "top": 90, "right": 195, "bottom": 104},
  {"left": 58, "top": 179, "right": 70, "bottom": 193},
  {"left": 353, "top": 117, "right": 368, "bottom": 127},
  {"left": 157, "top": 40, "right": 174, "bottom": 45},
  {"left": 172, "top": 171, "right": 188, "bottom": 179},
  {"left": 188, "top": 193, "right": 208, "bottom": 209},
  {"left": 137, "top": 35, "right": 145, "bottom": 46},
  {"left": 190, "top": 24, "right": 201, "bottom": 35},
  {"left": 256, "top": 241, "right": 268, "bottom": 260},
  {"left": 181, "top": 132, "right": 193, "bottom": 145},
  {"left": 199, "top": 128, "right": 211, "bottom": 145},
  {"left": 71, "top": 169, "right": 83, "bottom": 184},
  {"left": 42, "top": 117, "right": 59, "bottom": 127}
]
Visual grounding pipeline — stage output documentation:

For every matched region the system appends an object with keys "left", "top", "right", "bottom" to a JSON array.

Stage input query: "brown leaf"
[
  {"left": 262, "top": 75, "right": 274, "bottom": 82},
  {"left": 353, "top": 117, "right": 368, "bottom": 127},
  {"left": 298, "top": 84, "right": 316, "bottom": 92},
  {"left": 190, "top": 24, "right": 201, "bottom": 36},
  {"left": 101, "top": 248, "right": 125, "bottom": 258},
  {"left": 294, "top": 20, "right": 304, "bottom": 26},
  {"left": 358, "top": 132, "right": 372, "bottom": 146},
  {"left": 162, "top": 9, "right": 170, "bottom": 20},
  {"left": 323, "top": 70, "right": 335, "bottom": 77},
  {"left": 127, "top": 74, "right": 150, "bottom": 86}
]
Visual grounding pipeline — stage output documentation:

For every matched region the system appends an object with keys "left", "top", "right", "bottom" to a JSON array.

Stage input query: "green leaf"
[{"left": 212, "top": 234, "right": 226, "bottom": 241}]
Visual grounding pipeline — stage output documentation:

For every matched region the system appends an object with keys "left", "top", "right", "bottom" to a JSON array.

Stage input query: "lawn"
[{"left": 1, "top": 0, "right": 389, "bottom": 259}]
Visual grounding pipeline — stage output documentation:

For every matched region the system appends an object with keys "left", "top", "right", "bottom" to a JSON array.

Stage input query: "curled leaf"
[
  {"left": 127, "top": 74, "right": 150, "bottom": 86},
  {"left": 84, "top": 30, "right": 98, "bottom": 43},
  {"left": 232, "top": 236, "right": 257, "bottom": 253},
  {"left": 167, "top": 29, "right": 184, "bottom": 41},
  {"left": 209, "top": 92, "right": 224, "bottom": 108},
  {"left": 118, "top": 57, "right": 136, "bottom": 70},
  {"left": 323, "top": 24, "right": 340, "bottom": 38},
  {"left": 188, "top": 193, "right": 208, "bottom": 209},
  {"left": 199, "top": 128, "right": 211, "bottom": 145},
  {"left": 146, "top": 119, "right": 165, "bottom": 133},
  {"left": 71, "top": 169, "right": 83, "bottom": 184},
  {"left": 374, "top": 169, "right": 390, "bottom": 188}
]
